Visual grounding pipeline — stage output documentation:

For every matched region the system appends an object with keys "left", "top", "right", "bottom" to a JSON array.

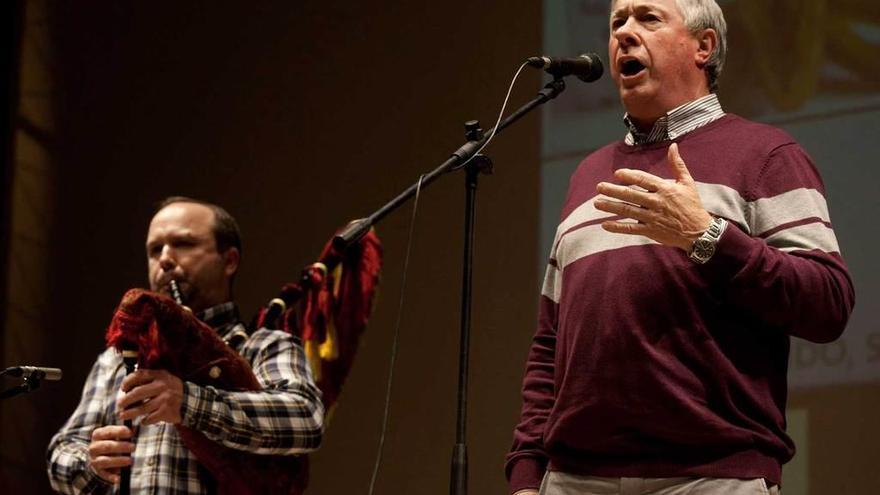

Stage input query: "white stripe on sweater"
[
  {"left": 767, "top": 223, "right": 840, "bottom": 253},
  {"left": 543, "top": 183, "right": 838, "bottom": 303},
  {"left": 751, "top": 188, "right": 831, "bottom": 236}
]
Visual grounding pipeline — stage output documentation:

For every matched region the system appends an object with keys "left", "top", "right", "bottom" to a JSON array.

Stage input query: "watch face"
[{"left": 694, "top": 239, "right": 716, "bottom": 261}]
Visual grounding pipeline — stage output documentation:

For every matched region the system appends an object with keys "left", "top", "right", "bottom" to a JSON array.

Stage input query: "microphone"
[
  {"left": 3, "top": 366, "right": 63, "bottom": 381},
  {"left": 527, "top": 53, "right": 604, "bottom": 82}
]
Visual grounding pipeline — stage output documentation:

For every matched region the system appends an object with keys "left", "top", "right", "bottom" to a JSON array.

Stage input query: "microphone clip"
[{"left": 1, "top": 366, "right": 48, "bottom": 400}]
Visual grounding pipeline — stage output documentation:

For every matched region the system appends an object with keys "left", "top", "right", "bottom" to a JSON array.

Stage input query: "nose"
[
  {"left": 613, "top": 17, "right": 640, "bottom": 49},
  {"left": 158, "top": 245, "right": 176, "bottom": 271}
]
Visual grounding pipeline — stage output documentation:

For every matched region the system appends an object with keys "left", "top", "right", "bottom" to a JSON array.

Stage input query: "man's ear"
[
  {"left": 694, "top": 28, "right": 717, "bottom": 68},
  {"left": 223, "top": 247, "right": 240, "bottom": 278}
]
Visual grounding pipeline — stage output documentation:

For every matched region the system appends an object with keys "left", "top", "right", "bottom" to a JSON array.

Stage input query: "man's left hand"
[
  {"left": 594, "top": 143, "right": 713, "bottom": 251},
  {"left": 117, "top": 369, "right": 184, "bottom": 425}
]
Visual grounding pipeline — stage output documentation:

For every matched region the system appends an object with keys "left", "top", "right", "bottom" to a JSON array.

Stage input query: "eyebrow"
[
  {"left": 145, "top": 231, "right": 199, "bottom": 250},
  {"left": 611, "top": 2, "right": 667, "bottom": 20}
]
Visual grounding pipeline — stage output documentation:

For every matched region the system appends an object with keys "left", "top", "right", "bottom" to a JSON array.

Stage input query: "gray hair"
[
  {"left": 610, "top": 0, "right": 728, "bottom": 92},
  {"left": 675, "top": 0, "right": 728, "bottom": 92}
]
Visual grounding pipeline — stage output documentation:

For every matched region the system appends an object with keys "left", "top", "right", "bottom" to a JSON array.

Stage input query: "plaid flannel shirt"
[{"left": 47, "top": 302, "right": 323, "bottom": 494}]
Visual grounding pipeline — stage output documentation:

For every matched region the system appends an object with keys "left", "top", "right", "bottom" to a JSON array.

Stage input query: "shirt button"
[{"left": 146, "top": 457, "right": 156, "bottom": 466}]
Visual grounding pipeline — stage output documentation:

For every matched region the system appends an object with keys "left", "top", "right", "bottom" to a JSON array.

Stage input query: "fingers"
[
  {"left": 596, "top": 182, "right": 659, "bottom": 209},
  {"left": 593, "top": 144, "right": 707, "bottom": 249},
  {"left": 89, "top": 428, "right": 136, "bottom": 457},
  {"left": 119, "top": 392, "right": 175, "bottom": 424},
  {"left": 138, "top": 389, "right": 183, "bottom": 425},
  {"left": 667, "top": 143, "right": 693, "bottom": 183},
  {"left": 141, "top": 408, "right": 168, "bottom": 426},
  {"left": 118, "top": 380, "right": 162, "bottom": 411},
  {"left": 91, "top": 425, "right": 133, "bottom": 441},
  {"left": 610, "top": 144, "right": 693, "bottom": 190},
  {"left": 89, "top": 426, "right": 135, "bottom": 484},
  {"left": 612, "top": 168, "right": 665, "bottom": 192},
  {"left": 594, "top": 198, "right": 654, "bottom": 224},
  {"left": 89, "top": 439, "right": 135, "bottom": 457},
  {"left": 118, "top": 398, "right": 156, "bottom": 422},
  {"left": 121, "top": 369, "right": 163, "bottom": 393},
  {"left": 601, "top": 220, "right": 651, "bottom": 236},
  {"left": 117, "top": 370, "right": 183, "bottom": 424},
  {"left": 90, "top": 447, "right": 134, "bottom": 465}
]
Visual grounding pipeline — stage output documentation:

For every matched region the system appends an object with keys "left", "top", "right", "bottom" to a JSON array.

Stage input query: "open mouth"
[{"left": 620, "top": 59, "right": 646, "bottom": 77}]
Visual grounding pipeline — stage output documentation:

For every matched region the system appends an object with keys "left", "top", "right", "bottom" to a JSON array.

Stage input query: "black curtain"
[{"left": 0, "top": 0, "right": 24, "bottom": 360}]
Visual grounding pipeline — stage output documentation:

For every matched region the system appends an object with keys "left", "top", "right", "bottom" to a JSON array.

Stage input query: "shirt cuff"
[
  {"left": 696, "top": 220, "right": 757, "bottom": 282},
  {"left": 180, "top": 381, "right": 211, "bottom": 429},
  {"left": 82, "top": 460, "right": 114, "bottom": 494},
  {"left": 507, "top": 456, "right": 545, "bottom": 494}
]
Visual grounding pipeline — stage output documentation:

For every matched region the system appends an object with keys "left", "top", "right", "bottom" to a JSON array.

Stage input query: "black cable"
[{"left": 367, "top": 174, "right": 425, "bottom": 495}]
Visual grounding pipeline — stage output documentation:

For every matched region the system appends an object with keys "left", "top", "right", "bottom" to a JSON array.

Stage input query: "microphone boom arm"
[{"left": 333, "top": 76, "right": 567, "bottom": 250}]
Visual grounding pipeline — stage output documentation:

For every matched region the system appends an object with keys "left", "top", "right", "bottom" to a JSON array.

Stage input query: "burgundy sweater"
[{"left": 506, "top": 114, "right": 855, "bottom": 493}]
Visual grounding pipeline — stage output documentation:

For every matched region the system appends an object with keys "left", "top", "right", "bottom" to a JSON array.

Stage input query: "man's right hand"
[{"left": 88, "top": 425, "right": 135, "bottom": 484}]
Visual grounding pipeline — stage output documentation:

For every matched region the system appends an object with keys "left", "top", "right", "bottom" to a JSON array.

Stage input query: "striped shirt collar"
[{"left": 623, "top": 93, "right": 725, "bottom": 146}]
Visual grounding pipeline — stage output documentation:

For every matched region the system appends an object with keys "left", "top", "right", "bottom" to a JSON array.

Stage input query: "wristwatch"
[{"left": 688, "top": 217, "right": 728, "bottom": 264}]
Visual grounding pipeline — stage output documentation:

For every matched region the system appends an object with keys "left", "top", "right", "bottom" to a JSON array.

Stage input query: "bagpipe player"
[{"left": 47, "top": 197, "right": 324, "bottom": 493}]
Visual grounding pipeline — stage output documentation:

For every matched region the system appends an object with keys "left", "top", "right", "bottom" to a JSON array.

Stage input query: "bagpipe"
[{"left": 105, "top": 229, "right": 382, "bottom": 494}]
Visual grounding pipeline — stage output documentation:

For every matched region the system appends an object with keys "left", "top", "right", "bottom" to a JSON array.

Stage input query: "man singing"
[{"left": 506, "top": 1, "right": 855, "bottom": 494}]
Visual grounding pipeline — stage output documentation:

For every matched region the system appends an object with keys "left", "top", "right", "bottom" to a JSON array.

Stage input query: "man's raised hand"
[{"left": 594, "top": 143, "right": 712, "bottom": 250}]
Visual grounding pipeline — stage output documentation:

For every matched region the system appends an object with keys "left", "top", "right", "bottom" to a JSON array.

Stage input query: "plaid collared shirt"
[
  {"left": 623, "top": 93, "right": 725, "bottom": 146},
  {"left": 47, "top": 302, "right": 323, "bottom": 494}
]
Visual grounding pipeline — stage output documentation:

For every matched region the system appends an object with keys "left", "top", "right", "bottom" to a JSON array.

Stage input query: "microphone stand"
[{"left": 334, "top": 76, "right": 567, "bottom": 495}]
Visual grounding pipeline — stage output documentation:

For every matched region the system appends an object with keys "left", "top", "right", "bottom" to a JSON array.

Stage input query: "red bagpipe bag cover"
[{"left": 105, "top": 289, "right": 307, "bottom": 495}]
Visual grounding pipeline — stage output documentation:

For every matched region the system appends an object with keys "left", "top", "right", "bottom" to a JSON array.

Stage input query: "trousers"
[{"left": 538, "top": 472, "right": 780, "bottom": 495}]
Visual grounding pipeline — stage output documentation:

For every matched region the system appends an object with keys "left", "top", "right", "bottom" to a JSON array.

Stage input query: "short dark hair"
[{"left": 154, "top": 196, "right": 242, "bottom": 256}]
